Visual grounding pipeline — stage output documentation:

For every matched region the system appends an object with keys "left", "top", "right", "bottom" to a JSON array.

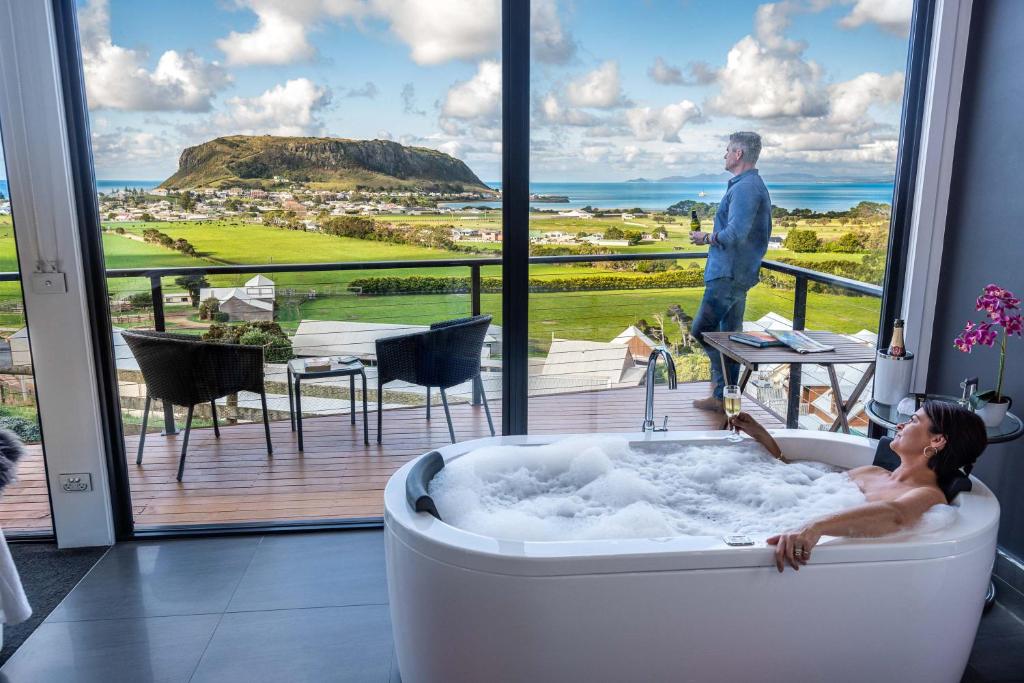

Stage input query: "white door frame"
[{"left": 0, "top": 0, "right": 114, "bottom": 547}]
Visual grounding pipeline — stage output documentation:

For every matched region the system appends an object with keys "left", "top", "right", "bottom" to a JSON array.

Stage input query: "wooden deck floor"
[{"left": 0, "top": 383, "right": 784, "bottom": 532}]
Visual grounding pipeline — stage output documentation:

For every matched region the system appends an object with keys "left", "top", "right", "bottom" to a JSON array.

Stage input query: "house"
[
  {"left": 199, "top": 274, "right": 276, "bottom": 322},
  {"left": 217, "top": 291, "right": 274, "bottom": 322},
  {"left": 768, "top": 235, "right": 784, "bottom": 248},
  {"left": 531, "top": 338, "right": 645, "bottom": 395},
  {"left": 610, "top": 325, "right": 659, "bottom": 362},
  {"left": 557, "top": 209, "right": 593, "bottom": 219}
]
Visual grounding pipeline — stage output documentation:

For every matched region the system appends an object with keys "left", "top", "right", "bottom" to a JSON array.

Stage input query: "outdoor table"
[
  {"left": 701, "top": 330, "right": 877, "bottom": 433},
  {"left": 287, "top": 357, "right": 369, "bottom": 449}
]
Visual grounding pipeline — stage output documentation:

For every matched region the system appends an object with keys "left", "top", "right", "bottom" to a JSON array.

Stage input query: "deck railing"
[{"left": 0, "top": 254, "right": 883, "bottom": 430}]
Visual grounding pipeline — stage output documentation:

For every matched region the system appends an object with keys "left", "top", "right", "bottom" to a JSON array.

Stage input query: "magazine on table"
[
  {"left": 728, "top": 332, "right": 786, "bottom": 348},
  {"left": 766, "top": 330, "right": 835, "bottom": 353}
]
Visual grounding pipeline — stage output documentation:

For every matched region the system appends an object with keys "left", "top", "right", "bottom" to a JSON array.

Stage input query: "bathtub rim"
[{"left": 384, "top": 430, "right": 1000, "bottom": 577}]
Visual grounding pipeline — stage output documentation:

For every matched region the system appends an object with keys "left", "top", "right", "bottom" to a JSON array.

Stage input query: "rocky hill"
[{"left": 160, "top": 135, "right": 490, "bottom": 192}]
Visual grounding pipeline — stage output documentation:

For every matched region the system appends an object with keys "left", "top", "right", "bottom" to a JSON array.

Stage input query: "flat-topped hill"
[{"left": 160, "top": 135, "right": 490, "bottom": 192}]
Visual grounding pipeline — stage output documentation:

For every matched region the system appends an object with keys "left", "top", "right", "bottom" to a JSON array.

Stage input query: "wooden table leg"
[
  {"left": 826, "top": 365, "right": 851, "bottom": 434},
  {"left": 828, "top": 364, "right": 875, "bottom": 433}
]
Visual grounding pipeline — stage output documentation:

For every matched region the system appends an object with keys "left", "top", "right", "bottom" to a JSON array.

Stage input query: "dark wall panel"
[{"left": 928, "top": 0, "right": 1024, "bottom": 557}]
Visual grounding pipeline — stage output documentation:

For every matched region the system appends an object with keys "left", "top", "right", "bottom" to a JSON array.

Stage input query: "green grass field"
[{"left": 0, "top": 215, "right": 883, "bottom": 348}]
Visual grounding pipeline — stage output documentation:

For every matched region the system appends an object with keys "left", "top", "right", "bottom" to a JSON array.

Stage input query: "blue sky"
[{"left": 1, "top": 0, "right": 913, "bottom": 183}]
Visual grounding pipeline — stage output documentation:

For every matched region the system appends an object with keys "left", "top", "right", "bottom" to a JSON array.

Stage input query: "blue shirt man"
[{"left": 688, "top": 132, "right": 772, "bottom": 411}]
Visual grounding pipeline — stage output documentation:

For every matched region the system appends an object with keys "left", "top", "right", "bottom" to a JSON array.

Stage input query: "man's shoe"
[{"left": 692, "top": 396, "right": 724, "bottom": 413}]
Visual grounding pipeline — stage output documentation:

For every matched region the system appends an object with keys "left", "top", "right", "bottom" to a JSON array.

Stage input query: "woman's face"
[{"left": 893, "top": 408, "right": 945, "bottom": 456}]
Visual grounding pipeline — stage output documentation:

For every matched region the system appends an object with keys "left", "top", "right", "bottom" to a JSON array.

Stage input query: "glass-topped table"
[{"left": 866, "top": 394, "right": 1023, "bottom": 443}]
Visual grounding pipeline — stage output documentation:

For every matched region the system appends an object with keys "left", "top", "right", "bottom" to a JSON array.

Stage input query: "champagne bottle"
[
  {"left": 690, "top": 210, "right": 701, "bottom": 232},
  {"left": 887, "top": 318, "right": 906, "bottom": 358}
]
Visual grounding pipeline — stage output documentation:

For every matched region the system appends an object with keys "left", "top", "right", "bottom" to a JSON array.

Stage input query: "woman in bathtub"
[{"left": 729, "top": 401, "right": 988, "bottom": 573}]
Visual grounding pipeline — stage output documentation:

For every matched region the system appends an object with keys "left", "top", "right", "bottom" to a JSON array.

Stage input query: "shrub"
[
  {"left": 783, "top": 229, "right": 821, "bottom": 252},
  {"left": 203, "top": 321, "right": 293, "bottom": 362},
  {"left": 348, "top": 269, "right": 707, "bottom": 295},
  {"left": 211, "top": 311, "right": 230, "bottom": 323},
  {"left": 0, "top": 415, "right": 40, "bottom": 443}
]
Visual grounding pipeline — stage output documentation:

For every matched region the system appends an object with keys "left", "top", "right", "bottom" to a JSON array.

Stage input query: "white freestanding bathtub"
[{"left": 384, "top": 430, "right": 1000, "bottom": 683}]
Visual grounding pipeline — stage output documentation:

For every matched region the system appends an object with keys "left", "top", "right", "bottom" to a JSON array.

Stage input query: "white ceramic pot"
[{"left": 976, "top": 399, "right": 1011, "bottom": 428}]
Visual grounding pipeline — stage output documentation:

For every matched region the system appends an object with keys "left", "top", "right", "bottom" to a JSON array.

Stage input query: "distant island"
[
  {"left": 625, "top": 172, "right": 892, "bottom": 184},
  {"left": 160, "top": 135, "right": 492, "bottom": 193}
]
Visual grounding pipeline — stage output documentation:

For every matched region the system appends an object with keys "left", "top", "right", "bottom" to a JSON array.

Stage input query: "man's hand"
[{"left": 689, "top": 231, "right": 709, "bottom": 246}]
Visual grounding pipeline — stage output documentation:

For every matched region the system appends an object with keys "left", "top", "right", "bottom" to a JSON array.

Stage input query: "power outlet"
[{"left": 59, "top": 473, "right": 92, "bottom": 493}]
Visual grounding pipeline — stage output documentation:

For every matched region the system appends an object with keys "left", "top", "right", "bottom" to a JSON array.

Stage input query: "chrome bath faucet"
[{"left": 642, "top": 347, "right": 678, "bottom": 432}]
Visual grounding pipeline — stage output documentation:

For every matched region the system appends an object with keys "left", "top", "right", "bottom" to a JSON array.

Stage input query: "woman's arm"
[
  {"left": 766, "top": 487, "right": 946, "bottom": 572},
  {"left": 729, "top": 412, "right": 785, "bottom": 461}
]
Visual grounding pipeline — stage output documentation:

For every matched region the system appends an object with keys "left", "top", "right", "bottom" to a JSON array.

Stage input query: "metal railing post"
[
  {"left": 149, "top": 275, "right": 177, "bottom": 435},
  {"left": 786, "top": 275, "right": 808, "bottom": 428},
  {"left": 471, "top": 264, "right": 482, "bottom": 406}
]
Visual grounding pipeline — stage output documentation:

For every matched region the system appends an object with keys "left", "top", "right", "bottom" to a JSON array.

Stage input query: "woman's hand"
[
  {"left": 729, "top": 412, "right": 786, "bottom": 460},
  {"left": 766, "top": 526, "right": 822, "bottom": 572}
]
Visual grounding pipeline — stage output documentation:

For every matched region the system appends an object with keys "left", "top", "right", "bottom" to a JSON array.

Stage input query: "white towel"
[{"left": 0, "top": 528, "right": 30, "bottom": 625}]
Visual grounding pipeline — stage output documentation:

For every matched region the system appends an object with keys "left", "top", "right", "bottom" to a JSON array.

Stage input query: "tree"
[
  {"left": 175, "top": 274, "right": 210, "bottom": 307},
  {"left": 140, "top": 212, "right": 155, "bottom": 222},
  {"left": 179, "top": 191, "right": 196, "bottom": 212},
  {"left": 830, "top": 231, "right": 867, "bottom": 253},
  {"left": 667, "top": 304, "right": 695, "bottom": 350},
  {"left": 783, "top": 229, "right": 821, "bottom": 253},
  {"left": 603, "top": 226, "right": 624, "bottom": 240},
  {"left": 198, "top": 296, "right": 220, "bottom": 320},
  {"left": 624, "top": 230, "right": 643, "bottom": 245}
]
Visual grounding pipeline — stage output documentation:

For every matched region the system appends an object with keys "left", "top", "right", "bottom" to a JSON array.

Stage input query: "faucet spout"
[{"left": 642, "top": 347, "right": 678, "bottom": 432}]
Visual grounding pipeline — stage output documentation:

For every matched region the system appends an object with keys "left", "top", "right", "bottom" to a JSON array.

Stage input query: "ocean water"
[
  {"left": 0, "top": 179, "right": 159, "bottom": 200},
  {"left": 0, "top": 179, "right": 895, "bottom": 213},
  {"left": 446, "top": 180, "right": 896, "bottom": 212}
]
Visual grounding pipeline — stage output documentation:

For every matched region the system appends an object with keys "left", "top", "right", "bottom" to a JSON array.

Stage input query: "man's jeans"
[{"left": 692, "top": 278, "right": 749, "bottom": 399}]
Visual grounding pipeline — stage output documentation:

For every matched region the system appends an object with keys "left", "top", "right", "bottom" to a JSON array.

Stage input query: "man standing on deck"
[{"left": 688, "top": 132, "right": 772, "bottom": 413}]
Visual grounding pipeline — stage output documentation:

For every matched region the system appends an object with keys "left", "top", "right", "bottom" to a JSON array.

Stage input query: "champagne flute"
[{"left": 724, "top": 385, "right": 743, "bottom": 442}]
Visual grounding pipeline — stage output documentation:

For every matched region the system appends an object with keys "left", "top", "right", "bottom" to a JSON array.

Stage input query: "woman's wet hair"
[{"left": 921, "top": 400, "right": 988, "bottom": 485}]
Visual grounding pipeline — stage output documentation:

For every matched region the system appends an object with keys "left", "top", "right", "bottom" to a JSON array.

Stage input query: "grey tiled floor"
[
  {"left": 0, "top": 531, "right": 397, "bottom": 683},
  {"left": 2, "top": 530, "right": 1022, "bottom": 683}
]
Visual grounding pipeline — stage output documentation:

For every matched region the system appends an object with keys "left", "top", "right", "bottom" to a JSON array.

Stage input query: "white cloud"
[
  {"left": 441, "top": 60, "right": 501, "bottom": 120},
  {"left": 538, "top": 92, "right": 602, "bottom": 127},
  {"left": 626, "top": 101, "right": 702, "bottom": 142},
  {"left": 828, "top": 71, "right": 904, "bottom": 124},
  {"left": 217, "top": 0, "right": 366, "bottom": 66},
  {"left": 80, "top": 0, "right": 230, "bottom": 111},
  {"left": 840, "top": 0, "right": 913, "bottom": 36},
  {"left": 91, "top": 128, "right": 178, "bottom": 169},
  {"left": 648, "top": 57, "right": 684, "bottom": 85},
  {"left": 708, "top": 1, "right": 830, "bottom": 119},
  {"left": 566, "top": 61, "right": 628, "bottom": 109},
  {"left": 344, "top": 82, "right": 378, "bottom": 98},
  {"left": 215, "top": 78, "right": 332, "bottom": 135},
  {"left": 372, "top": 0, "right": 500, "bottom": 65},
  {"left": 531, "top": 0, "right": 576, "bottom": 64}
]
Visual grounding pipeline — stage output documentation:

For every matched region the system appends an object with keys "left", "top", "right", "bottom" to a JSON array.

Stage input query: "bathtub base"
[{"left": 387, "top": 530, "right": 992, "bottom": 683}]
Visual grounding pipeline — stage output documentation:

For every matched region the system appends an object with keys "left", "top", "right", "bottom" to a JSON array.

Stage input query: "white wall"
[{"left": 0, "top": 1, "right": 114, "bottom": 547}]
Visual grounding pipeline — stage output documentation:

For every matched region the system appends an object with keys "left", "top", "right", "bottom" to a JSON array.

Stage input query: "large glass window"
[
  {"left": 527, "top": 0, "right": 912, "bottom": 435},
  {"left": 75, "top": 0, "right": 501, "bottom": 529},
  {"left": 0, "top": 143, "right": 53, "bottom": 535}
]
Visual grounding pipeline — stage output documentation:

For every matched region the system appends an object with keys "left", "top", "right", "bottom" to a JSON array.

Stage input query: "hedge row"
[{"left": 349, "top": 269, "right": 708, "bottom": 295}]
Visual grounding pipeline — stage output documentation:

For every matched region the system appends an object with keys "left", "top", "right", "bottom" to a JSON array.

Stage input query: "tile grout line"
[
  {"left": 41, "top": 543, "right": 115, "bottom": 625},
  {"left": 188, "top": 534, "right": 266, "bottom": 683}
]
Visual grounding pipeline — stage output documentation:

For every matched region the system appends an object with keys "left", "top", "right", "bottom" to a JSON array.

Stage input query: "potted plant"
[{"left": 954, "top": 284, "right": 1022, "bottom": 427}]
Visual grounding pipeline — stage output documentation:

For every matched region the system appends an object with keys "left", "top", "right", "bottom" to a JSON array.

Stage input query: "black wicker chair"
[
  {"left": 375, "top": 315, "right": 495, "bottom": 444},
  {"left": 122, "top": 330, "right": 273, "bottom": 481}
]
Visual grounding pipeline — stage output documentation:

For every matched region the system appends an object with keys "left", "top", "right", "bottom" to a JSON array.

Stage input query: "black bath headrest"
[
  {"left": 405, "top": 450, "right": 445, "bottom": 520},
  {"left": 872, "top": 437, "right": 971, "bottom": 504}
]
